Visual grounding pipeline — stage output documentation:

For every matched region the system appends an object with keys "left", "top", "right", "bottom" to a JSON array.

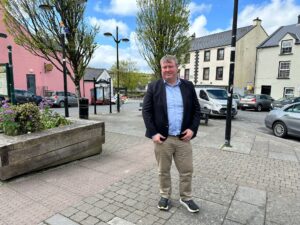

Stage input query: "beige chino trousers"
[{"left": 154, "top": 136, "right": 193, "bottom": 200}]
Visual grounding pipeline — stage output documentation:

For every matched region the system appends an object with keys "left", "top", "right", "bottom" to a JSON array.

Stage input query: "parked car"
[
  {"left": 265, "top": 102, "right": 300, "bottom": 138},
  {"left": 233, "top": 93, "right": 242, "bottom": 109},
  {"left": 45, "top": 91, "right": 78, "bottom": 107},
  {"left": 239, "top": 94, "right": 274, "bottom": 111},
  {"left": 197, "top": 87, "right": 238, "bottom": 117},
  {"left": 271, "top": 97, "right": 300, "bottom": 109},
  {"left": 14, "top": 89, "right": 45, "bottom": 105}
]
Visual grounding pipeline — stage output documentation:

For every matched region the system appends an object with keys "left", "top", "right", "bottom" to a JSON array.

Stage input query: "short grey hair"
[{"left": 160, "top": 54, "right": 178, "bottom": 66}]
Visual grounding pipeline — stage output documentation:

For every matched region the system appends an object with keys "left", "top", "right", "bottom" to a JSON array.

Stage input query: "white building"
[
  {"left": 179, "top": 18, "right": 268, "bottom": 95},
  {"left": 255, "top": 16, "right": 300, "bottom": 99}
]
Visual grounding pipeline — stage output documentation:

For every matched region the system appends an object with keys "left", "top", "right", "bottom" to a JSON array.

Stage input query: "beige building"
[
  {"left": 255, "top": 16, "right": 300, "bottom": 99},
  {"left": 179, "top": 18, "right": 268, "bottom": 95}
]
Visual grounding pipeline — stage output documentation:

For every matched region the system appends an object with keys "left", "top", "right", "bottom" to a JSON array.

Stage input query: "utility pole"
[{"left": 225, "top": 0, "right": 239, "bottom": 146}]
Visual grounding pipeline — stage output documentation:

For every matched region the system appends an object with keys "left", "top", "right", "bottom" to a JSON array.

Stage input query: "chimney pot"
[{"left": 253, "top": 17, "right": 262, "bottom": 26}]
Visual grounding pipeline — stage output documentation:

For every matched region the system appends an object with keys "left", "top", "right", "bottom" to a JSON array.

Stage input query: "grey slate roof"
[
  {"left": 258, "top": 24, "right": 300, "bottom": 48},
  {"left": 190, "top": 25, "right": 254, "bottom": 51},
  {"left": 84, "top": 68, "right": 105, "bottom": 81}
]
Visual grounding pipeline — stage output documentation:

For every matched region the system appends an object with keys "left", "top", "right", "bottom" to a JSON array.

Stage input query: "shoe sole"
[
  {"left": 157, "top": 205, "right": 169, "bottom": 211},
  {"left": 179, "top": 199, "right": 200, "bottom": 213}
]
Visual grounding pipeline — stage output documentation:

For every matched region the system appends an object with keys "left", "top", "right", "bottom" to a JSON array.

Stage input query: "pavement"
[{"left": 0, "top": 102, "right": 300, "bottom": 225}]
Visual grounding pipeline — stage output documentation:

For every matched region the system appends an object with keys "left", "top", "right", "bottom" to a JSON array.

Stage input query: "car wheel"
[
  {"left": 241, "top": 107, "right": 245, "bottom": 111},
  {"left": 273, "top": 121, "right": 287, "bottom": 138},
  {"left": 59, "top": 101, "right": 65, "bottom": 108},
  {"left": 256, "top": 104, "right": 262, "bottom": 112}
]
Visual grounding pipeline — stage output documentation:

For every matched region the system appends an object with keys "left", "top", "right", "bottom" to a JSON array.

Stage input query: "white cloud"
[
  {"left": 87, "top": 17, "right": 129, "bottom": 37},
  {"left": 94, "top": 0, "right": 138, "bottom": 16},
  {"left": 238, "top": 0, "right": 300, "bottom": 34},
  {"left": 89, "top": 35, "right": 151, "bottom": 73},
  {"left": 189, "top": 2, "right": 212, "bottom": 16},
  {"left": 189, "top": 15, "right": 224, "bottom": 37}
]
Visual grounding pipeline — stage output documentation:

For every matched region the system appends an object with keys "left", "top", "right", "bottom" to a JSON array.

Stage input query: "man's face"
[{"left": 161, "top": 60, "right": 178, "bottom": 83}]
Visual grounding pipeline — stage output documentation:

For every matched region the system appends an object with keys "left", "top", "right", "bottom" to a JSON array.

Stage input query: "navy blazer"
[{"left": 142, "top": 79, "right": 201, "bottom": 139}]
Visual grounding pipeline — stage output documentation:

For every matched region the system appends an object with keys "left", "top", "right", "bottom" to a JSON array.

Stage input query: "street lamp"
[
  {"left": 104, "top": 26, "right": 129, "bottom": 113},
  {"left": 39, "top": 0, "right": 87, "bottom": 117},
  {"left": 225, "top": 0, "right": 239, "bottom": 147}
]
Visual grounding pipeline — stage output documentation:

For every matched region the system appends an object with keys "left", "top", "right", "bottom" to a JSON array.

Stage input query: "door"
[
  {"left": 26, "top": 74, "right": 36, "bottom": 95},
  {"left": 261, "top": 85, "right": 271, "bottom": 95}
]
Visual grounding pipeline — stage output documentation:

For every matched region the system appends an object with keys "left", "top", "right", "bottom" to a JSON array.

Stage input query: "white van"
[{"left": 196, "top": 87, "right": 238, "bottom": 117}]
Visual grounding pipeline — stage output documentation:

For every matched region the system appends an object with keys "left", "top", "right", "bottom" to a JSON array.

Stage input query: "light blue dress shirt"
[{"left": 165, "top": 79, "right": 183, "bottom": 136}]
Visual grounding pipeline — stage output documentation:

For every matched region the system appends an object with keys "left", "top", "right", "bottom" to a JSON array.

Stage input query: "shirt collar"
[{"left": 164, "top": 78, "right": 181, "bottom": 87}]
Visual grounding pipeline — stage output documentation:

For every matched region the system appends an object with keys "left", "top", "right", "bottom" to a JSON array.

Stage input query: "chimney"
[
  {"left": 298, "top": 15, "right": 300, "bottom": 24},
  {"left": 191, "top": 33, "right": 196, "bottom": 39},
  {"left": 253, "top": 17, "right": 262, "bottom": 26}
]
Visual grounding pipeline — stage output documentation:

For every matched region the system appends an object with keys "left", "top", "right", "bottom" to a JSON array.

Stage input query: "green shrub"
[{"left": 0, "top": 101, "right": 71, "bottom": 136}]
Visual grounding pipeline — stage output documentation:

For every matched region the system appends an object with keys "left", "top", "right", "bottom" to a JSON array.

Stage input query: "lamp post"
[
  {"left": 225, "top": 0, "right": 239, "bottom": 147},
  {"left": 39, "top": 0, "right": 87, "bottom": 117},
  {"left": 104, "top": 26, "right": 129, "bottom": 113}
]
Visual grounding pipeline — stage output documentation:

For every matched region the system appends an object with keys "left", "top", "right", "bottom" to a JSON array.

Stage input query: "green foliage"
[
  {"left": 110, "top": 60, "right": 153, "bottom": 91},
  {"left": 136, "top": 0, "right": 191, "bottom": 79},
  {"left": 14, "top": 103, "right": 42, "bottom": 134},
  {"left": 0, "top": 102, "right": 71, "bottom": 136},
  {"left": 40, "top": 107, "right": 71, "bottom": 129},
  {"left": 0, "top": 0, "right": 99, "bottom": 97}
]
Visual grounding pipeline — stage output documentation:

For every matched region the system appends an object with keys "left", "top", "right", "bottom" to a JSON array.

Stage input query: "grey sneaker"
[
  {"left": 157, "top": 197, "right": 170, "bottom": 211},
  {"left": 179, "top": 199, "right": 200, "bottom": 213}
]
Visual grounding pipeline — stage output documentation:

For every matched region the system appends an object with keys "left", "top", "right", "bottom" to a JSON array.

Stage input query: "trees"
[
  {"left": 110, "top": 60, "right": 152, "bottom": 92},
  {"left": 136, "top": 0, "right": 191, "bottom": 79},
  {"left": 0, "top": 0, "right": 98, "bottom": 97}
]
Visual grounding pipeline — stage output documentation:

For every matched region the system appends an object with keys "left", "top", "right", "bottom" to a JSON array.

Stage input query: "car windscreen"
[
  {"left": 206, "top": 90, "right": 227, "bottom": 100},
  {"left": 244, "top": 95, "right": 255, "bottom": 99}
]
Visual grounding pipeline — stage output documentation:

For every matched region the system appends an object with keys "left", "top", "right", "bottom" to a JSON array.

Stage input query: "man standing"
[{"left": 142, "top": 55, "right": 201, "bottom": 213}]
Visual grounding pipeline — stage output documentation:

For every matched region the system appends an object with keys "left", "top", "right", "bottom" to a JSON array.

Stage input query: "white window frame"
[
  {"left": 281, "top": 40, "right": 293, "bottom": 54},
  {"left": 284, "top": 87, "right": 294, "bottom": 98},
  {"left": 278, "top": 61, "right": 290, "bottom": 79}
]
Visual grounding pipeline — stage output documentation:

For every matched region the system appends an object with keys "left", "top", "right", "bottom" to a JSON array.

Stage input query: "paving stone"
[
  {"left": 104, "top": 192, "right": 118, "bottom": 199},
  {"left": 124, "top": 212, "right": 142, "bottom": 223},
  {"left": 80, "top": 216, "right": 100, "bottom": 225},
  {"left": 97, "top": 211, "right": 115, "bottom": 222},
  {"left": 234, "top": 186, "right": 266, "bottom": 207},
  {"left": 86, "top": 207, "right": 104, "bottom": 217},
  {"left": 226, "top": 200, "right": 264, "bottom": 225},
  {"left": 114, "top": 195, "right": 127, "bottom": 203},
  {"left": 266, "top": 192, "right": 300, "bottom": 225},
  {"left": 84, "top": 196, "right": 101, "bottom": 204},
  {"left": 123, "top": 199, "right": 138, "bottom": 207},
  {"left": 94, "top": 200, "right": 110, "bottom": 208},
  {"left": 70, "top": 211, "right": 89, "bottom": 222},
  {"left": 222, "top": 219, "right": 243, "bottom": 225},
  {"left": 113, "top": 208, "right": 130, "bottom": 218},
  {"left": 76, "top": 203, "right": 94, "bottom": 212},
  {"left": 166, "top": 199, "right": 227, "bottom": 225},
  {"left": 61, "top": 207, "right": 79, "bottom": 217},
  {"left": 107, "top": 217, "right": 135, "bottom": 225},
  {"left": 269, "top": 152, "right": 298, "bottom": 162},
  {"left": 45, "top": 214, "right": 80, "bottom": 225},
  {"left": 103, "top": 204, "right": 120, "bottom": 213}
]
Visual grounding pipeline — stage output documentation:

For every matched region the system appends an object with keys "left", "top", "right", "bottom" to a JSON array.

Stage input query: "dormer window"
[{"left": 281, "top": 40, "right": 293, "bottom": 54}]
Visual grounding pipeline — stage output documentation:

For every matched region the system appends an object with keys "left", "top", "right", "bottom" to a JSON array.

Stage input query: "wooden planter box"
[{"left": 0, "top": 119, "right": 105, "bottom": 180}]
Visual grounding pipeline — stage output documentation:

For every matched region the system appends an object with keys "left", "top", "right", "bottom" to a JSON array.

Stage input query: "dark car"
[
  {"left": 239, "top": 94, "right": 274, "bottom": 111},
  {"left": 265, "top": 102, "right": 300, "bottom": 138},
  {"left": 14, "top": 89, "right": 37, "bottom": 105},
  {"left": 271, "top": 97, "right": 300, "bottom": 109}
]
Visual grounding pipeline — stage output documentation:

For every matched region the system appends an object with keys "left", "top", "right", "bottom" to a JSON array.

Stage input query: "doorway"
[
  {"left": 26, "top": 74, "right": 36, "bottom": 95},
  {"left": 261, "top": 85, "right": 271, "bottom": 95}
]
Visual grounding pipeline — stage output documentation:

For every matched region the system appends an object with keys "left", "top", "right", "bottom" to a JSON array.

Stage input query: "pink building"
[{"left": 0, "top": 10, "right": 98, "bottom": 102}]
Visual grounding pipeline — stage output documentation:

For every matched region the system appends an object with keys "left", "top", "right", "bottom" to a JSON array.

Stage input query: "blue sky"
[{"left": 85, "top": 0, "right": 300, "bottom": 72}]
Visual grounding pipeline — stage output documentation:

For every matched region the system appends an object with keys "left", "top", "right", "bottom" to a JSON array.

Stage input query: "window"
[
  {"left": 204, "top": 50, "right": 210, "bottom": 61},
  {"left": 184, "top": 69, "right": 190, "bottom": 80},
  {"left": 278, "top": 61, "right": 290, "bottom": 79},
  {"left": 286, "top": 103, "right": 300, "bottom": 113},
  {"left": 284, "top": 87, "right": 294, "bottom": 98},
  {"left": 281, "top": 40, "right": 292, "bottom": 54},
  {"left": 203, "top": 68, "right": 209, "bottom": 80},
  {"left": 184, "top": 53, "right": 190, "bottom": 64},
  {"left": 216, "top": 67, "right": 223, "bottom": 80},
  {"left": 217, "top": 48, "right": 224, "bottom": 60},
  {"left": 199, "top": 90, "right": 208, "bottom": 100}
]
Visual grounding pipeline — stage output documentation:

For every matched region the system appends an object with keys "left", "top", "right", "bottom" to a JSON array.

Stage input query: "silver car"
[{"left": 265, "top": 102, "right": 300, "bottom": 138}]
